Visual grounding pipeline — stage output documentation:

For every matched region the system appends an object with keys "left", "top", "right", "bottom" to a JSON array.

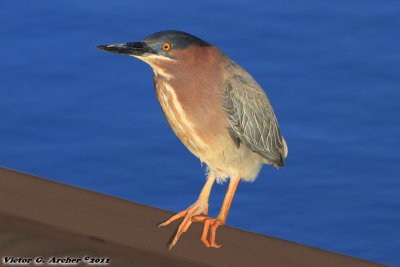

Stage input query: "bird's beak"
[{"left": 97, "top": 42, "right": 155, "bottom": 56}]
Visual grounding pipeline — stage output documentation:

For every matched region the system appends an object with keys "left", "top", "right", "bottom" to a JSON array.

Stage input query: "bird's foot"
[
  {"left": 192, "top": 216, "right": 223, "bottom": 248},
  {"left": 158, "top": 200, "right": 208, "bottom": 250}
]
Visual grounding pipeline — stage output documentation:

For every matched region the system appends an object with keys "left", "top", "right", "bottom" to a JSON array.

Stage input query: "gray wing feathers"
[{"left": 224, "top": 75, "right": 286, "bottom": 167}]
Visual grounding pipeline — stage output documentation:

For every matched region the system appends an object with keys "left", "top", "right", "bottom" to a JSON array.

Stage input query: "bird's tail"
[{"left": 282, "top": 138, "right": 288, "bottom": 158}]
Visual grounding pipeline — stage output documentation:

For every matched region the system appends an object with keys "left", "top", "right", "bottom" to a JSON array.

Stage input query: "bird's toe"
[
  {"left": 160, "top": 200, "right": 209, "bottom": 250},
  {"left": 199, "top": 217, "right": 223, "bottom": 249}
]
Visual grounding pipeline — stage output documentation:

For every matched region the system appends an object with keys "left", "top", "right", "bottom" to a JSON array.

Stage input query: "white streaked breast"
[{"left": 157, "top": 81, "right": 208, "bottom": 156}]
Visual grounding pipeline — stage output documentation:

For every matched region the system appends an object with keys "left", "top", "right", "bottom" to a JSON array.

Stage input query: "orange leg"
[
  {"left": 158, "top": 174, "right": 216, "bottom": 250},
  {"left": 193, "top": 176, "right": 240, "bottom": 248}
]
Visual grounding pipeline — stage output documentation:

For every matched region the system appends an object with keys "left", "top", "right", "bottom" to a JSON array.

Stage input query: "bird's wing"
[{"left": 223, "top": 74, "right": 287, "bottom": 167}]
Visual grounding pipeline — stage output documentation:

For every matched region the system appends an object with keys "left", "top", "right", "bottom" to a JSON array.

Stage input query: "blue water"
[{"left": 1, "top": 1, "right": 399, "bottom": 265}]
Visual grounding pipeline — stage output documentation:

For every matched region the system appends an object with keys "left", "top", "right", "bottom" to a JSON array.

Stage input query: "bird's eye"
[{"left": 161, "top": 42, "right": 172, "bottom": 52}]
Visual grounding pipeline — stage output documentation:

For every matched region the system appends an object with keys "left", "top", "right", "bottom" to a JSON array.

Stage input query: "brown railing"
[{"left": 0, "top": 167, "right": 386, "bottom": 267}]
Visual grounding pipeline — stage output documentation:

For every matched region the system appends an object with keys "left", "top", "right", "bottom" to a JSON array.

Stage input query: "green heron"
[{"left": 98, "top": 30, "right": 288, "bottom": 249}]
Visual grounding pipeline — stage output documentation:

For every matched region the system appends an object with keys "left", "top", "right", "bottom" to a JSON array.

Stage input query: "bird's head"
[{"left": 98, "top": 30, "right": 213, "bottom": 78}]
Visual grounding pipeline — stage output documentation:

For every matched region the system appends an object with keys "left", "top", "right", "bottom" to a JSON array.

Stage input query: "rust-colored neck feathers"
[{"left": 152, "top": 45, "right": 228, "bottom": 149}]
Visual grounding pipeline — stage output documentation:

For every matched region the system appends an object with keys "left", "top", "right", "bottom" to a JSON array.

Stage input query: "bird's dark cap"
[{"left": 143, "top": 30, "right": 211, "bottom": 50}]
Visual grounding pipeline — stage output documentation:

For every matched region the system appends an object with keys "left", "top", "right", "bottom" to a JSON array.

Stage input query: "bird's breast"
[{"left": 155, "top": 80, "right": 210, "bottom": 157}]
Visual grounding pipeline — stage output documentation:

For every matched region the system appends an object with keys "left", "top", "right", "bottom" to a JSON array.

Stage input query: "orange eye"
[{"left": 161, "top": 42, "right": 172, "bottom": 52}]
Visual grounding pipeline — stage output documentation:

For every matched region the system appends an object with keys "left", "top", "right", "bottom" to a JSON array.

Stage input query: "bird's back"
[{"left": 222, "top": 58, "right": 288, "bottom": 168}]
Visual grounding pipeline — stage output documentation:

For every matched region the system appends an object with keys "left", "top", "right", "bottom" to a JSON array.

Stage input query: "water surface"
[{"left": 1, "top": 1, "right": 399, "bottom": 265}]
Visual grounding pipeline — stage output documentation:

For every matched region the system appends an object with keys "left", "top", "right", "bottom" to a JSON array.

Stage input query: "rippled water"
[{"left": 1, "top": 1, "right": 399, "bottom": 265}]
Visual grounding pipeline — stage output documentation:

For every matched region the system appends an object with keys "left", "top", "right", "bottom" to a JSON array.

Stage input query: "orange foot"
[
  {"left": 192, "top": 216, "right": 223, "bottom": 248},
  {"left": 159, "top": 176, "right": 238, "bottom": 250},
  {"left": 158, "top": 200, "right": 208, "bottom": 250}
]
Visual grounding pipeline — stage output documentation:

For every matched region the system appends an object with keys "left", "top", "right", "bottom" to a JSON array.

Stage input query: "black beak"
[{"left": 97, "top": 42, "right": 154, "bottom": 56}]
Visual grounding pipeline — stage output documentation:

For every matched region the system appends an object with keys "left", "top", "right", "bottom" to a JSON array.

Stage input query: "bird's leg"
[
  {"left": 158, "top": 173, "right": 216, "bottom": 250},
  {"left": 193, "top": 176, "right": 240, "bottom": 248}
]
